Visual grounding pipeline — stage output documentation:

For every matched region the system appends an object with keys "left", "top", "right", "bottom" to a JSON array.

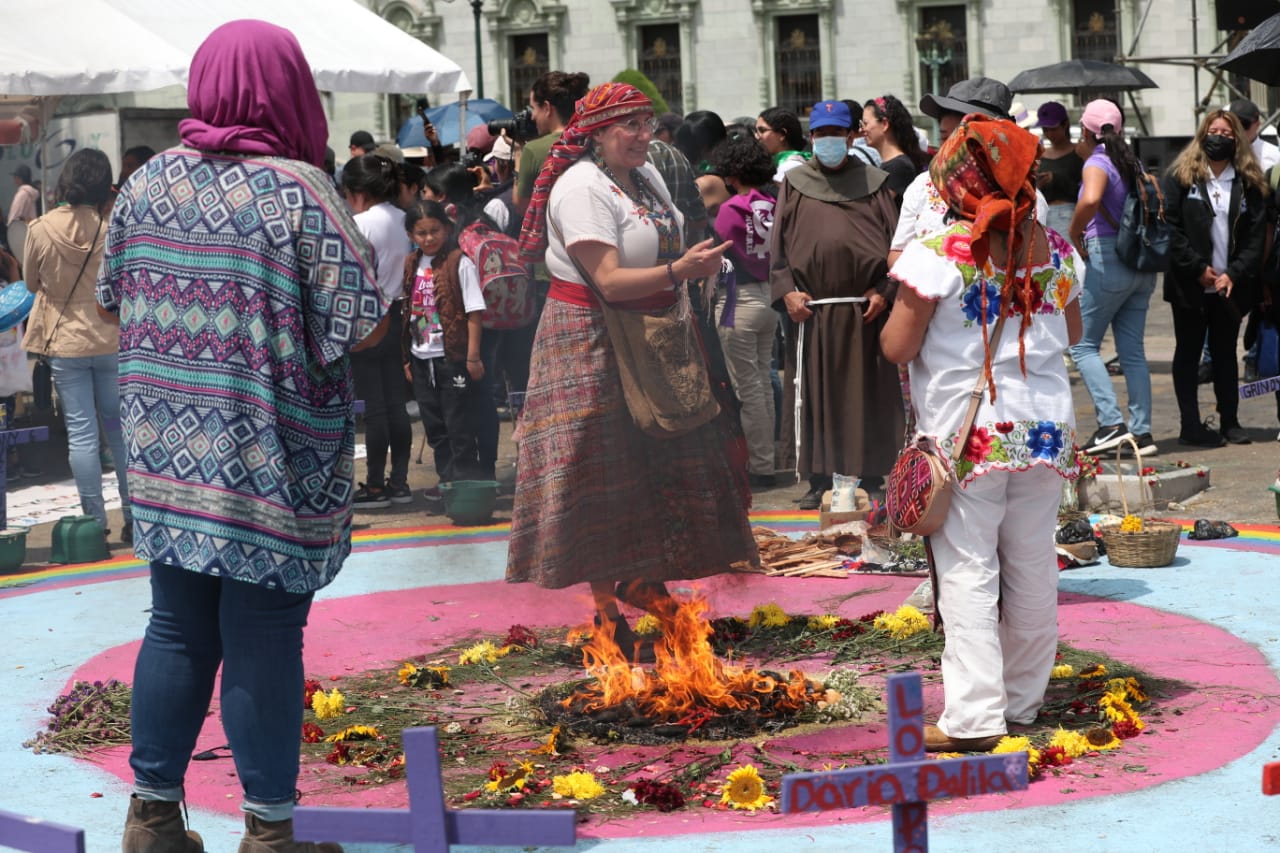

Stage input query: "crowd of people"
[{"left": 2, "top": 15, "right": 1279, "bottom": 850}]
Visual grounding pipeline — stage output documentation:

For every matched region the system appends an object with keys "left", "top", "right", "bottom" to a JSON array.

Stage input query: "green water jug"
[{"left": 49, "top": 515, "right": 108, "bottom": 564}]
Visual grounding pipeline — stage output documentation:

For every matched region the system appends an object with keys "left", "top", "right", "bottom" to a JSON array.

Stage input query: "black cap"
[
  {"left": 349, "top": 130, "right": 376, "bottom": 152},
  {"left": 920, "top": 77, "right": 1013, "bottom": 120},
  {"left": 11, "top": 165, "right": 31, "bottom": 182},
  {"left": 1227, "top": 99, "right": 1261, "bottom": 127}
]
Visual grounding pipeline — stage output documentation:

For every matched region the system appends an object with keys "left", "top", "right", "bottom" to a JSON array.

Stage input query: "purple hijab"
[{"left": 179, "top": 19, "right": 327, "bottom": 168}]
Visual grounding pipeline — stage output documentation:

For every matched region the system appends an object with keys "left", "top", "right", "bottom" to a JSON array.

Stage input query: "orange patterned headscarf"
[
  {"left": 930, "top": 114, "right": 1043, "bottom": 396},
  {"left": 517, "top": 82, "right": 654, "bottom": 261}
]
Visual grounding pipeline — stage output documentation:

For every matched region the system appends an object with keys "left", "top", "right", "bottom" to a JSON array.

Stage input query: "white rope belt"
[{"left": 793, "top": 297, "right": 869, "bottom": 482}]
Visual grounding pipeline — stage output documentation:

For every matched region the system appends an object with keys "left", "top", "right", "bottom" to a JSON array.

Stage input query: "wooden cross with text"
[
  {"left": 0, "top": 808, "right": 84, "bottom": 853},
  {"left": 781, "top": 672, "right": 1028, "bottom": 852},
  {"left": 293, "top": 726, "right": 576, "bottom": 852}
]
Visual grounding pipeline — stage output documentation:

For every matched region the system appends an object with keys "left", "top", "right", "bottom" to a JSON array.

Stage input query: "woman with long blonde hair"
[{"left": 1162, "top": 108, "right": 1268, "bottom": 446}]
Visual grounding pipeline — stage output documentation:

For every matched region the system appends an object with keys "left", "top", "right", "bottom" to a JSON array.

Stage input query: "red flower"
[
  {"left": 302, "top": 679, "right": 322, "bottom": 710},
  {"left": 1140, "top": 466, "right": 1155, "bottom": 476},
  {"left": 504, "top": 624, "right": 539, "bottom": 649},
  {"left": 1112, "top": 719, "right": 1144, "bottom": 740},
  {"left": 995, "top": 421, "right": 1015, "bottom": 434},
  {"left": 462, "top": 790, "right": 482, "bottom": 802},
  {"left": 301, "top": 723, "right": 325, "bottom": 743},
  {"left": 964, "top": 426, "right": 994, "bottom": 462},
  {"left": 1040, "top": 745, "right": 1072, "bottom": 767},
  {"left": 942, "top": 232, "right": 974, "bottom": 264},
  {"left": 324, "top": 743, "right": 350, "bottom": 765}
]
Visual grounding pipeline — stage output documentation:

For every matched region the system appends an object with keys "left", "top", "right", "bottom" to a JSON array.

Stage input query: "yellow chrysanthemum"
[
  {"left": 720, "top": 764, "right": 773, "bottom": 811},
  {"left": 633, "top": 614, "right": 662, "bottom": 636},
  {"left": 1119, "top": 514, "right": 1143, "bottom": 533},
  {"left": 1050, "top": 664, "right": 1075, "bottom": 679},
  {"left": 310, "top": 688, "right": 345, "bottom": 720},
  {"left": 552, "top": 771, "right": 606, "bottom": 800},
  {"left": 485, "top": 760, "right": 534, "bottom": 793},
  {"left": 458, "top": 640, "right": 512, "bottom": 665},
  {"left": 873, "top": 605, "right": 930, "bottom": 640},
  {"left": 747, "top": 603, "right": 790, "bottom": 628},
  {"left": 1099, "top": 692, "right": 1137, "bottom": 724},
  {"left": 807, "top": 614, "right": 840, "bottom": 631},
  {"left": 993, "top": 735, "right": 1041, "bottom": 770},
  {"left": 1084, "top": 727, "right": 1122, "bottom": 751},
  {"left": 1048, "top": 727, "right": 1092, "bottom": 759},
  {"left": 324, "top": 724, "right": 381, "bottom": 742}
]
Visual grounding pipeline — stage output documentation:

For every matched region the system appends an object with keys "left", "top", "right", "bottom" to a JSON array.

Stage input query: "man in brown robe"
[{"left": 770, "top": 99, "right": 905, "bottom": 509}]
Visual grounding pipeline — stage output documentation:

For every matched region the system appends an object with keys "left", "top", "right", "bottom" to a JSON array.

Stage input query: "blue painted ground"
[{"left": 2, "top": 536, "right": 1277, "bottom": 853}]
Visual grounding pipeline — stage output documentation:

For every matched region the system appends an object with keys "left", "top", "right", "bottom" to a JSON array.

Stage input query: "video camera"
[{"left": 487, "top": 107, "right": 540, "bottom": 143}]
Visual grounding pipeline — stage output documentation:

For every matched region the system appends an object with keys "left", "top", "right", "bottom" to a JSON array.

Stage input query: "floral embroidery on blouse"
[
  {"left": 942, "top": 419, "right": 1076, "bottom": 484},
  {"left": 922, "top": 224, "right": 1079, "bottom": 330},
  {"left": 603, "top": 183, "right": 682, "bottom": 259}
]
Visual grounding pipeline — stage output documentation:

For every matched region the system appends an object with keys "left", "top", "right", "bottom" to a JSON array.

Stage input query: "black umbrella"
[
  {"left": 1009, "top": 59, "right": 1158, "bottom": 95},
  {"left": 1218, "top": 12, "right": 1280, "bottom": 86}
]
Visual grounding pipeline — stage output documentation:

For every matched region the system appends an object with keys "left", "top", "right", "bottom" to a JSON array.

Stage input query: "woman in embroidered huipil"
[
  {"left": 883, "top": 116, "right": 1083, "bottom": 753},
  {"left": 508, "top": 83, "right": 759, "bottom": 663},
  {"left": 97, "top": 20, "right": 383, "bottom": 851}
]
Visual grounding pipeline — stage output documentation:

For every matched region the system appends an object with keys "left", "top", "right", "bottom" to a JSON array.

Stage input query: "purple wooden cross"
[
  {"left": 0, "top": 808, "right": 85, "bottom": 853},
  {"left": 293, "top": 726, "right": 576, "bottom": 852},
  {"left": 781, "top": 672, "right": 1028, "bottom": 853}
]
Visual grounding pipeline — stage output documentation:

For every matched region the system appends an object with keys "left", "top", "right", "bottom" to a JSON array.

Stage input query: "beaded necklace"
[{"left": 591, "top": 152, "right": 681, "bottom": 261}]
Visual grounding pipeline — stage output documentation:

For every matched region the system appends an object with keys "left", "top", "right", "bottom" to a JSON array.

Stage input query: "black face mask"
[{"left": 1201, "top": 134, "right": 1236, "bottom": 162}]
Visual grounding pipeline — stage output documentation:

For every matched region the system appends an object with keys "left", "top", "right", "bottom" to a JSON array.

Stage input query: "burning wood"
[{"left": 544, "top": 595, "right": 824, "bottom": 743}]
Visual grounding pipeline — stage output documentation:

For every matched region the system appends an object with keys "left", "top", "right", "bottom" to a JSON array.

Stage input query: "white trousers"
[{"left": 930, "top": 466, "right": 1062, "bottom": 738}]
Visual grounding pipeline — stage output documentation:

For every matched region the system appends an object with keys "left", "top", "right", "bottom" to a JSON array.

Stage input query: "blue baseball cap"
[{"left": 809, "top": 100, "right": 853, "bottom": 131}]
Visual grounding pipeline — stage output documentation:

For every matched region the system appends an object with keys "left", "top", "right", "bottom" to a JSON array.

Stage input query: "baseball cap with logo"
[
  {"left": 920, "top": 77, "right": 1013, "bottom": 120},
  {"left": 809, "top": 100, "right": 852, "bottom": 131}
]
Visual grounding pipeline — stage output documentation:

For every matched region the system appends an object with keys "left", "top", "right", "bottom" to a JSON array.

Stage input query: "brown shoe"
[
  {"left": 239, "top": 815, "right": 342, "bottom": 852},
  {"left": 122, "top": 796, "right": 204, "bottom": 852},
  {"left": 924, "top": 724, "right": 1003, "bottom": 753}
]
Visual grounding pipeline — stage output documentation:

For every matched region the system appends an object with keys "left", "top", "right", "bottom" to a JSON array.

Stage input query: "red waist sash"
[{"left": 548, "top": 277, "right": 677, "bottom": 311}]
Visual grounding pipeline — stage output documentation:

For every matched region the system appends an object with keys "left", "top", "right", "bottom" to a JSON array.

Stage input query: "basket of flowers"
[{"left": 1097, "top": 438, "right": 1181, "bottom": 568}]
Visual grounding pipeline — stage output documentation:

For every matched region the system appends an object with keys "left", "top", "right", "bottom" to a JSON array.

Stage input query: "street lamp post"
[
  {"left": 471, "top": 0, "right": 484, "bottom": 98},
  {"left": 915, "top": 25, "right": 954, "bottom": 145}
]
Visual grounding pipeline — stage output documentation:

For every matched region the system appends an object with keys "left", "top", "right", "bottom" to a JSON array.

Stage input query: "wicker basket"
[{"left": 1097, "top": 437, "right": 1181, "bottom": 568}]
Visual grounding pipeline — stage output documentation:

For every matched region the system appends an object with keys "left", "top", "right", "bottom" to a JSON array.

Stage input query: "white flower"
[
  {"left": 444, "top": 722, "right": 462, "bottom": 734},
  {"left": 621, "top": 789, "right": 639, "bottom": 806}
]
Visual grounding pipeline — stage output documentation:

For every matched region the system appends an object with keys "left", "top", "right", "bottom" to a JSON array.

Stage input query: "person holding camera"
[{"left": 512, "top": 71, "right": 591, "bottom": 217}]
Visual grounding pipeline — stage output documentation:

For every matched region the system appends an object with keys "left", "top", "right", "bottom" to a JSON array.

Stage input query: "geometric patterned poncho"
[{"left": 97, "top": 148, "right": 384, "bottom": 593}]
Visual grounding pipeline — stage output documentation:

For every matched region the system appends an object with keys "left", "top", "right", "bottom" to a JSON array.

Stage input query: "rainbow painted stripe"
[{"left": 2, "top": 513, "right": 1276, "bottom": 598}]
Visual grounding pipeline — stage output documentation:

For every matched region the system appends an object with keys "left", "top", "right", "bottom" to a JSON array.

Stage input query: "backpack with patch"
[{"left": 456, "top": 222, "right": 536, "bottom": 330}]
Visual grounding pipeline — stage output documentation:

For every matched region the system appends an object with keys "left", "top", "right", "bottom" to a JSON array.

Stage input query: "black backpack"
[{"left": 1100, "top": 171, "right": 1173, "bottom": 273}]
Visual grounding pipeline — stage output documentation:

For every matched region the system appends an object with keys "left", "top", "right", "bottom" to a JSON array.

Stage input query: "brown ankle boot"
[
  {"left": 238, "top": 815, "right": 343, "bottom": 852},
  {"left": 122, "top": 796, "right": 204, "bottom": 852}
]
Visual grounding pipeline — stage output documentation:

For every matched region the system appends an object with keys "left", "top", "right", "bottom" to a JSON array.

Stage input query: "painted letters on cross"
[{"left": 781, "top": 672, "right": 1028, "bottom": 853}]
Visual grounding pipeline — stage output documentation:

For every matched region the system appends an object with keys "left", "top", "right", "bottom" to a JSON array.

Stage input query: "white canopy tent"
[{"left": 0, "top": 0, "right": 471, "bottom": 96}]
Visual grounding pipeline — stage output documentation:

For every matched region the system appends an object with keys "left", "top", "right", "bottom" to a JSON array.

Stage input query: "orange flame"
[{"left": 564, "top": 595, "right": 819, "bottom": 725}]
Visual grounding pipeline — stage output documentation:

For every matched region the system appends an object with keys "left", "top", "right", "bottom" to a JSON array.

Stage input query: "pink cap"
[{"left": 1080, "top": 100, "right": 1122, "bottom": 136}]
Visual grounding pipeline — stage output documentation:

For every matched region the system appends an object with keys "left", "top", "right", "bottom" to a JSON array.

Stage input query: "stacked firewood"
[{"left": 752, "top": 527, "right": 861, "bottom": 578}]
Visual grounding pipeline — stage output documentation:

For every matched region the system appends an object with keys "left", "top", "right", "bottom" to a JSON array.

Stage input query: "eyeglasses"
[
  {"left": 754, "top": 125, "right": 773, "bottom": 136},
  {"left": 617, "top": 117, "right": 662, "bottom": 134}
]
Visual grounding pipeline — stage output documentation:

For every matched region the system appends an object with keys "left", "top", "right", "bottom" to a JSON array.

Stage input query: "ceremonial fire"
[{"left": 547, "top": 595, "right": 823, "bottom": 742}]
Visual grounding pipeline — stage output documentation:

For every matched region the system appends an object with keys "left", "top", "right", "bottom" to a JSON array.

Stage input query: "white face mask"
[{"left": 812, "top": 136, "right": 849, "bottom": 167}]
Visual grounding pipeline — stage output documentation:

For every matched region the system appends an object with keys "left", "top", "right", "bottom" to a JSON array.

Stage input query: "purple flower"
[
  {"left": 962, "top": 280, "right": 1001, "bottom": 325},
  {"left": 1026, "top": 421, "right": 1064, "bottom": 460}
]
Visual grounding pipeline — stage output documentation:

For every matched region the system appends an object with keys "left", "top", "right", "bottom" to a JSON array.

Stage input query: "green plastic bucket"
[
  {"left": 0, "top": 527, "right": 28, "bottom": 572},
  {"left": 439, "top": 480, "right": 500, "bottom": 526}
]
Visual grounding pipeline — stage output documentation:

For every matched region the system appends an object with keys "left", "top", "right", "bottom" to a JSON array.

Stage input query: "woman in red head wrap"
[
  {"left": 882, "top": 115, "right": 1083, "bottom": 753},
  {"left": 507, "top": 83, "right": 759, "bottom": 660}
]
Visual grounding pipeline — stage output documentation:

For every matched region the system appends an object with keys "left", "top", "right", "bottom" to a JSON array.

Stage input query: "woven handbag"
[{"left": 886, "top": 311, "right": 1008, "bottom": 536}]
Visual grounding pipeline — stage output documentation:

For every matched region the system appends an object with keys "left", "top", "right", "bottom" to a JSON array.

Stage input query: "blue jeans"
[
  {"left": 130, "top": 562, "right": 314, "bottom": 820},
  {"left": 48, "top": 353, "right": 130, "bottom": 528},
  {"left": 1068, "top": 235, "right": 1156, "bottom": 435}
]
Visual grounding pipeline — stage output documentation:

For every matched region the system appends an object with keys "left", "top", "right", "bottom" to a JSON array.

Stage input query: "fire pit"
[{"left": 538, "top": 595, "right": 824, "bottom": 744}]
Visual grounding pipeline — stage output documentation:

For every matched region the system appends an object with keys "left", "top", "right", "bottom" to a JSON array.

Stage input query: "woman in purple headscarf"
[{"left": 99, "top": 20, "right": 384, "bottom": 853}]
